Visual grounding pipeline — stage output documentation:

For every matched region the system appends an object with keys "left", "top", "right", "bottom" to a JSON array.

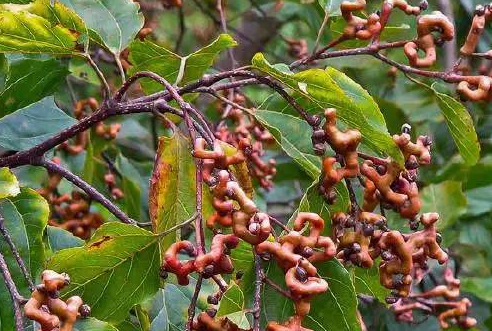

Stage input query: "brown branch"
[
  {"left": 37, "top": 157, "right": 136, "bottom": 225},
  {"left": 0, "top": 250, "right": 24, "bottom": 331},
  {"left": 252, "top": 253, "right": 263, "bottom": 331},
  {"left": 263, "top": 276, "right": 294, "bottom": 300},
  {"left": 0, "top": 215, "right": 34, "bottom": 291},
  {"left": 186, "top": 274, "right": 203, "bottom": 331}
]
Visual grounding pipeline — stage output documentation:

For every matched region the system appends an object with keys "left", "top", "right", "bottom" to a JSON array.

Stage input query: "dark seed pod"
[
  {"left": 49, "top": 290, "right": 60, "bottom": 299},
  {"left": 405, "top": 158, "right": 419, "bottom": 170},
  {"left": 401, "top": 123, "right": 412, "bottom": 134},
  {"left": 206, "top": 308, "right": 217, "bottom": 318},
  {"left": 419, "top": 0, "right": 428, "bottom": 11},
  {"left": 436, "top": 233, "right": 443, "bottom": 244},
  {"left": 409, "top": 220, "right": 420, "bottom": 231},
  {"left": 376, "top": 165, "right": 387, "bottom": 175},
  {"left": 296, "top": 266, "right": 308, "bottom": 283},
  {"left": 248, "top": 222, "right": 260, "bottom": 235},
  {"left": 422, "top": 136, "right": 433, "bottom": 146},
  {"left": 302, "top": 247, "right": 314, "bottom": 258},
  {"left": 236, "top": 270, "right": 244, "bottom": 280},
  {"left": 80, "top": 304, "right": 91, "bottom": 318},
  {"left": 362, "top": 223, "right": 374, "bottom": 237},
  {"left": 352, "top": 243, "right": 362, "bottom": 254},
  {"left": 207, "top": 294, "right": 219, "bottom": 305},
  {"left": 381, "top": 251, "right": 393, "bottom": 261},
  {"left": 185, "top": 246, "right": 197, "bottom": 257},
  {"left": 475, "top": 4, "right": 486, "bottom": 16},
  {"left": 203, "top": 265, "right": 215, "bottom": 277},
  {"left": 159, "top": 268, "right": 169, "bottom": 279},
  {"left": 343, "top": 248, "right": 352, "bottom": 259}
]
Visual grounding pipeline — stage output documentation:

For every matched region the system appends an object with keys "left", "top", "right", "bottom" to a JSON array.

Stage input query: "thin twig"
[
  {"left": 115, "top": 54, "right": 126, "bottom": 83},
  {"left": 217, "top": 0, "right": 236, "bottom": 69},
  {"left": 156, "top": 213, "right": 198, "bottom": 237},
  {"left": 252, "top": 253, "right": 263, "bottom": 331},
  {"left": 345, "top": 177, "right": 360, "bottom": 213},
  {"left": 212, "top": 275, "right": 228, "bottom": 293},
  {"left": 0, "top": 250, "right": 24, "bottom": 331},
  {"left": 263, "top": 276, "right": 294, "bottom": 300},
  {"left": 0, "top": 216, "right": 34, "bottom": 291},
  {"left": 85, "top": 54, "right": 111, "bottom": 98},
  {"left": 268, "top": 215, "right": 290, "bottom": 233},
  {"left": 186, "top": 274, "right": 203, "bottom": 331},
  {"left": 38, "top": 157, "right": 136, "bottom": 225},
  {"left": 174, "top": 6, "right": 186, "bottom": 53},
  {"left": 357, "top": 152, "right": 388, "bottom": 166}
]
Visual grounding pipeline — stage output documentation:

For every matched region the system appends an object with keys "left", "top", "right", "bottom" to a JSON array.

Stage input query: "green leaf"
[
  {"left": 46, "top": 225, "right": 85, "bottom": 253},
  {"left": 83, "top": 136, "right": 95, "bottom": 185},
  {"left": 350, "top": 265, "right": 390, "bottom": 304},
  {"left": 148, "top": 285, "right": 197, "bottom": 331},
  {"left": 261, "top": 260, "right": 360, "bottom": 331},
  {"left": 0, "top": 9, "right": 80, "bottom": 55},
  {"left": 318, "top": 0, "right": 344, "bottom": 15},
  {"left": 465, "top": 185, "right": 492, "bottom": 216},
  {"left": 149, "top": 131, "right": 213, "bottom": 251},
  {"left": 47, "top": 223, "right": 161, "bottom": 324},
  {"left": 252, "top": 53, "right": 403, "bottom": 164},
  {"left": 432, "top": 88, "right": 480, "bottom": 166},
  {"left": 420, "top": 181, "right": 467, "bottom": 230},
  {"left": 0, "top": 167, "right": 20, "bottom": 199},
  {"left": 58, "top": 0, "right": 144, "bottom": 54},
  {"left": 0, "top": 57, "right": 69, "bottom": 116},
  {"left": 8, "top": 0, "right": 89, "bottom": 45},
  {"left": 0, "top": 188, "right": 49, "bottom": 330},
  {"left": 217, "top": 282, "right": 250, "bottom": 329},
  {"left": 461, "top": 277, "right": 492, "bottom": 303},
  {"left": 288, "top": 181, "right": 349, "bottom": 229},
  {"left": 0, "top": 96, "right": 76, "bottom": 151},
  {"left": 129, "top": 34, "right": 237, "bottom": 94},
  {"left": 74, "top": 317, "right": 120, "bottom": 331},
  {"left": 304, "top": 260, "right": 361, "bottom": 331},
  {"left": 229, "top": 240, "right": 255, "bottom": 301},
  {"left": 3, "top": 187, "right": 49, "bottom": 278},
  {"left": 252, "top": 109, "right": 321, "bottom": 179},
  {"left": 116, "top": 154, "right": 142, "bottom": 220}
]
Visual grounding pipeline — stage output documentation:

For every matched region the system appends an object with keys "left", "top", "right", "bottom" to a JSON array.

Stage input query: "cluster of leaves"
[{"left": 0, "top": 0, "right": 491, "bottom": 331}]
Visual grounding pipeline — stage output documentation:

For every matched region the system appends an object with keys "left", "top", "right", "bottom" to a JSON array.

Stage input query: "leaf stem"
[
  {"left": 85, "top": 54, "right": 112, "bottom": 98},
  {"left": 156, "top": 213, "right": 198, "bottom": 237}
]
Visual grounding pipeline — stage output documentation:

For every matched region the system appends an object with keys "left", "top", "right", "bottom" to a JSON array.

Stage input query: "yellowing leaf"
[
  {"left": 0, "top": 167, "right": 19, "bottom": 199},
  {"left": 0, "top": 10, "right": 80, "bottom": 55},
  {"left": 149, "top": 131, "right": 213, "bottom": 252}
]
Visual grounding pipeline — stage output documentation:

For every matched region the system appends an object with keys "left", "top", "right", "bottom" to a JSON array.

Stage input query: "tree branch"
[
  {"left": 186, "top": 274, "right": 203, "bottom": 331},
  {"left": 252, "top": 253, "right": 263, "bottom": 331},
  {"left": 0, "top": 250, "right": 24, "bottom": 331},
  {"left": 0, "top": 215, "right": 34, "bottom": 291}
]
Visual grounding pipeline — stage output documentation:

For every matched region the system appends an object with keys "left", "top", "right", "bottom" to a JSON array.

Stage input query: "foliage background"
[{"left": 0, "top": 0, "right": 491, "bottom": 330}]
